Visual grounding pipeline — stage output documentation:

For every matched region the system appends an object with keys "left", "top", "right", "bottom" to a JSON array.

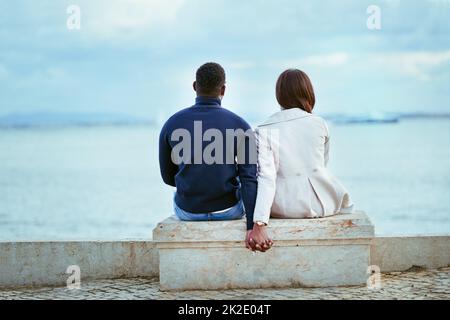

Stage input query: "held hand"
[
  {"left": 245, "top": 230, "right": 257, "bottom": 251},
  {"left": 247, "top": 225, "right": 273, "bottom": 252}
]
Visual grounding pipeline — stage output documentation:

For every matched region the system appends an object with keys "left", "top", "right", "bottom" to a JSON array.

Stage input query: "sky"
[{"left": 1, "top": 0, "right": 450, "bottom": 121}]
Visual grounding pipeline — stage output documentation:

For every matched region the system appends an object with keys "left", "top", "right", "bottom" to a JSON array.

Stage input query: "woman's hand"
[{"left": 246, "top": 225, "right": 273, "bottom": 252}]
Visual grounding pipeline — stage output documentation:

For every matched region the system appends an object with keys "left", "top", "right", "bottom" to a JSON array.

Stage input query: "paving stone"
[{"left": 0, "top": 268, "right": 448, "bottom": 300}]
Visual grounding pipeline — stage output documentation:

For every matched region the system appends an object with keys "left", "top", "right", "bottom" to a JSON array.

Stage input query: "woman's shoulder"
[
  {"left": 257, "top": 110, "right": 330, "bottom": 140},
  {"left": 257, "top": 110, "right": 283, "bottom": 128},
  {"left": 257, "top": 108, "right": 327, "bottom": 128},
  {"left": 308, "top": 114, "right": 330, "bottom": 136},
  {"left": 311, "top": 113, "right": 328, "bottom": 125}
]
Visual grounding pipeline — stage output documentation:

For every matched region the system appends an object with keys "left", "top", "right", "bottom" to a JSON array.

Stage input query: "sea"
[{"left": 1, "top": 118, "right": 449, "bottom": 240}]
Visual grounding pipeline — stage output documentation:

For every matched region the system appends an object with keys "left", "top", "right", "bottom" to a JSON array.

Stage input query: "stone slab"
[
  {"left": 371, "top": 236, "right": 450, "bottom": 272},
  {"left": 0, "top": 241, "right": 158, "bottom": 289},
  {"left": 153, "top": 211, "right": 374, "bottom": 244}
]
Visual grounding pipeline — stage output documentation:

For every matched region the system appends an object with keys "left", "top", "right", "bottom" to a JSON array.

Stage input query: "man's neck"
[
  {"left": 197, "top": 95, "right": 221, "bottom": 99},
  {"left": 195, "top": 96, "right": 222, "bottom": 106}
]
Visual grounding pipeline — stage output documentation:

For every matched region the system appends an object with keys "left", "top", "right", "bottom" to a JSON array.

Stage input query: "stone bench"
[{"left": 153, "top": 211, "right": 375, "bottom": 291}]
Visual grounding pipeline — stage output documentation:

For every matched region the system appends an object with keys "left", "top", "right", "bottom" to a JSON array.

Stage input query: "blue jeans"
[{"left": 174, "top": 200, "right": 245, "bottom": 222}]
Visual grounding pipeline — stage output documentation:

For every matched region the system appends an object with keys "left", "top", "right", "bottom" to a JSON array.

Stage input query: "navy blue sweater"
[{"left": 159, "top": 97, "right": 257, "bottom": 230}]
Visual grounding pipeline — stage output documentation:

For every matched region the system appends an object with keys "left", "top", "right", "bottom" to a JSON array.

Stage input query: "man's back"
[{"left": 159, "top": 96, "right": 257, "bottom": 230}]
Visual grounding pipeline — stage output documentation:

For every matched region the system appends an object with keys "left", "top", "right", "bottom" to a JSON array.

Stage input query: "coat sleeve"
[
  {"left": 253, "top": 127, "right": 278, "bottom": 225},
  {"left": 323, "top": 119, "right": 330, "bottom": 167}
]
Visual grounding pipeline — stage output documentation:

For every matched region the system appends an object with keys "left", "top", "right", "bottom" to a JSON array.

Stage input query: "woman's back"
[
  {"left": 254, "top": 108, "right": 352, "bottom": 221},
  {"left": 260, "top": 108, "right": 329, "bottom": 174}
]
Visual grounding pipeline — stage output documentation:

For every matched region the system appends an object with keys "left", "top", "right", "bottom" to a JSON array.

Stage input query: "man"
[{"left": 159, "top": 62, "right": 270, "bottom": 251}]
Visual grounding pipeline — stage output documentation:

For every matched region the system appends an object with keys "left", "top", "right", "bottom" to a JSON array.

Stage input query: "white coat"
[{"left": 253, "top": 108, "right": 353, "bottom": 224}]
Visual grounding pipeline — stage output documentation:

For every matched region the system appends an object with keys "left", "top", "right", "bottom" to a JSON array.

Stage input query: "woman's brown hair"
[{"left": 276, "top": 69, "right": 315, "bottom": 113}]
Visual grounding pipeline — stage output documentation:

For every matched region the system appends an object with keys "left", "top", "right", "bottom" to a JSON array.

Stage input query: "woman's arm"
[
  {"left": 323, "top": 119, "right": 330, "bottom": 167},
  {"left": 324, "top": 136, "right": 330, "bottom": 167},
  {"left": 253, "top": 127, "right": 278, "bottom": 225},
  {"left": 247, "top": 127, "right": 277, "bottom": 252}
]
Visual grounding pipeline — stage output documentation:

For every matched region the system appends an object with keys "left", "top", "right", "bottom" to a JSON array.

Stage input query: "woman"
[{"left": 248, "top": 69, "right": 353, "bottom": 251}]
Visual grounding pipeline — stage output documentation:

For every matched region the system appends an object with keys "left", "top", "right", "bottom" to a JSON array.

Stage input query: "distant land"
[
  {"left": 321, "top": 111, "right": 450, "bottom": 125},
  {"left": 0, "top": 111, "right": 449, "bottom": 128},
  {"left": 0, "top": 112, "right": 155, "bottom": 128}
]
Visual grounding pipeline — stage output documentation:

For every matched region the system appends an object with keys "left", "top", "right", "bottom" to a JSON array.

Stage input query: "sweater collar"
[{"left": 195, "top": 96, "right": 222, "bottom": 107}]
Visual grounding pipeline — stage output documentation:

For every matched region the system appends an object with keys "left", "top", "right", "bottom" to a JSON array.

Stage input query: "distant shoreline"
[
  {"left": 1, "top": 111, "right": 450, "bottom": 129},
  {"left": 0, "top": 112, "right": 155, "bottom": 130}
]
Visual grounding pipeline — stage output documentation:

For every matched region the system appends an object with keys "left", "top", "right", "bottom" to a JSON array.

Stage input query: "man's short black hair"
[{"left": 195, "top": 62, "right": 226, "bottom": 96}]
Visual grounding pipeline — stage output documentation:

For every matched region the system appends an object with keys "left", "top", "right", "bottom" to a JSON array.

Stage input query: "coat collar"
[{"left": 259, "top": 108, "right": 313, "bottom": 127}]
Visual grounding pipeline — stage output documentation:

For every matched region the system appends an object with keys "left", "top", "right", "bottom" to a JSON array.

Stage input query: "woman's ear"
[{"left": 193, "top": 81, "right": 197, "bottom": 92}]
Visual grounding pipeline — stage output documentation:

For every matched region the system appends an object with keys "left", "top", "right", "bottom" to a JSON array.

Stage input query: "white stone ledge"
[
  {"left": 0, "top": 222, "right": 449, "bottom": 289},
  {"left": 0, "top": 241, "right": 158, "bottom": 289},
  {"left": 372, "top": 236, "right": 450, "bottom": 272},
  {"left": 155, "top": 238, "right": 373, "bottom": 249}
]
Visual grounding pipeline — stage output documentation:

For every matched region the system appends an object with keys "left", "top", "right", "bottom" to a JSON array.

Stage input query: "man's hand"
[
  {"left": 245, "top": 230, "right": 257, "bottom": 251},
  {"left": 246, "top": 225, "right": 273, "bottom": 252}
]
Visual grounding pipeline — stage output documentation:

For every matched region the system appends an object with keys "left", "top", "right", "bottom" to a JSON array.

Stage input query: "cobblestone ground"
[{"left": 1, "top": 267, "right": 449, "bottom": 300}]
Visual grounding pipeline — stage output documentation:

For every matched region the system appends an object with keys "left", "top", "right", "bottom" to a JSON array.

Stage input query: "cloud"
[
  {"left": 1, "top": 1, "right": 450, "bottom": 115},
  {"left": 82, "top": 0, "right": 186, "bottom": 40},
  {"left": 271, "top": 50, "right": 450, "bottom": 81},
  {"left": 370, "top": 50, "right": 450, "bottom": 81},
  {"left": 0, "top": 65, "right": 8, "bottom": 79},
  {"left": 277, "top": 53, "right": 350, "bottom": 69}
]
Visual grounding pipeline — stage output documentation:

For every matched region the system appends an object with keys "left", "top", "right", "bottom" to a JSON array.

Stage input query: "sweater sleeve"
[
  {"left": 236, "top": 125, "right": 258, "bottom": 230},
  {"left": 159, "top": 122, "right": 178, "bottom": 187}
]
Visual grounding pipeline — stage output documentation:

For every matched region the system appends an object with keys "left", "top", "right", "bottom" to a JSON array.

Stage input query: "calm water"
[{"left": 1, "top": 119, "right": 449, "bottom": 240}]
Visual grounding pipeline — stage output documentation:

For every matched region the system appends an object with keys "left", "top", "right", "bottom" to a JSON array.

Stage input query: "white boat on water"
[{"left": 328, "top": 112, "right": 399, "bottom": 125}]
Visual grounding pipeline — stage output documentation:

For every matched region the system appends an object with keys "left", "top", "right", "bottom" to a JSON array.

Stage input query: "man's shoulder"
[
  {"left": 219, "top": 107, "right": 252, "bottom": 129},
  {"left": 161, "top": 106, "right": 194, "bottom": 129},
  {"left": 166, "top": 106, "right": 194, "bottom": 121},
  {"left": 164, "top": 105, "right": 251, "bottom": 129}
]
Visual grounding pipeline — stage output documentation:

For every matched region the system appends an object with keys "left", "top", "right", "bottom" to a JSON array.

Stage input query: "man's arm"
[
  {"left": 159, "top": 124, "right": 178, "bottom": 187},
  {"left": 236, "top": 126, "right": 258, "bottom": 231},
  {"left": 238, "top": 163, "right": 257, "bottom": 230}
]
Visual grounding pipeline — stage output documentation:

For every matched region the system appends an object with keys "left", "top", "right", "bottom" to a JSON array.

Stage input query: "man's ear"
[
  {"left": 193, "top": 81, "right": 197, "bottom": 93},
  {"left": 220, "top": 85, "right": 226, "bottom": 97}
]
